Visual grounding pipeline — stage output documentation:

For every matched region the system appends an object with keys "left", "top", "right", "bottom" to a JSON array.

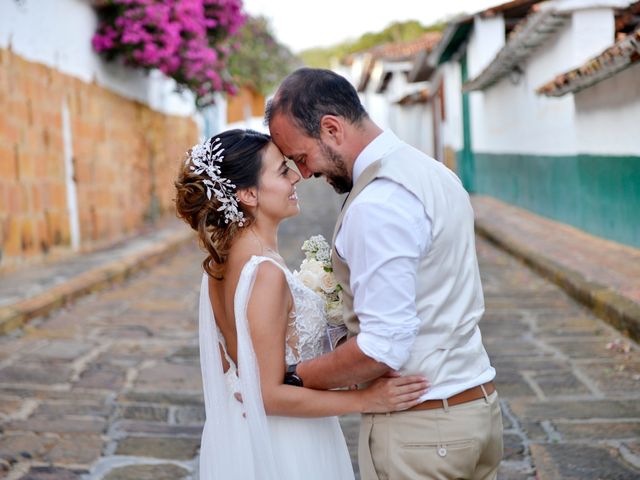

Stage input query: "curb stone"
[
  {"left": 0, "top": 229, "right": 195, "bottom": 335},
  {"left": 475, "top": 220, "right": 640, "bottom": 342}
]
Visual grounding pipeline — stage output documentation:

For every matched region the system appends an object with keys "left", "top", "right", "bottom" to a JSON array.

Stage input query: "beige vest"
[{"left": 331, "top": 144, "right": 491, "bottom": 383}]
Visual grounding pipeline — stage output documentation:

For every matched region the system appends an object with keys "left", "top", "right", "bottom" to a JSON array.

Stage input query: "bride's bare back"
[{"left": 208, "top": 230, "right": 292, "bottom": 371}]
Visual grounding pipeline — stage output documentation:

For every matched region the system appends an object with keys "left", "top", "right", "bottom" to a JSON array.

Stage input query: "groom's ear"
[
  {"left": 319, "top": 115, "right": 344, "bottom": 145},
  {"left": 236, "top": 187, "right": 258, "bottom": 208}
]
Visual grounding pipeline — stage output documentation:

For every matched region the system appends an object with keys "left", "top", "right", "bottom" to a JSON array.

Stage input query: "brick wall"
[{"left": 0, "top": 48, "right": 198, "bottom": 271}]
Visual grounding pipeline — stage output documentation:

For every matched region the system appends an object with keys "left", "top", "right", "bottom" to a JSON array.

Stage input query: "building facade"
[{"left": 354, "top": 0, "right": 639, "bottom": 248}]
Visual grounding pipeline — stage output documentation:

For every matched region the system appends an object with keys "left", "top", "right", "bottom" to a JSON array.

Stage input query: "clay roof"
[
  {"left": 410, "top": 0, "right": 542, "bottom": 83},
  {"left": 351, "top": 32, "right": 442, "bottom": 92},
  {"left": 368, "top": 31, "right": 442, "bottom": 62},
  {"left": 536, "top": 28, "right": 640, "bottom": 96},
  {"left": 536, "top": 1, "right": 640, "bottom": 96},
  {"left": 463, "top": 6, "right": 570, "bottom": 92}
]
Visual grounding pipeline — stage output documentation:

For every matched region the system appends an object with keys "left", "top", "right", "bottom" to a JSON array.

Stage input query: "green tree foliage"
[
  {"left": 300, "top": 20, "right": 444, "bottom": 68},
  {"left": 227, "top": 15, "right": 301, "bottom": 95}
]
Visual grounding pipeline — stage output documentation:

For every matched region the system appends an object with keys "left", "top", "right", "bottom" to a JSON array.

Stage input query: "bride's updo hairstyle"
[{"left": 175, "top": 129, "right": 271, "bottom": 279}]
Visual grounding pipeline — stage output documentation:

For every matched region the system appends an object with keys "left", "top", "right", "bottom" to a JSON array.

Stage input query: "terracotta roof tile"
[
  {"left": 537, "top": 29, "right": 640, "bottom": 96},
  {"left": 368, "top": 32, "right": 442, "bottom": 62}
]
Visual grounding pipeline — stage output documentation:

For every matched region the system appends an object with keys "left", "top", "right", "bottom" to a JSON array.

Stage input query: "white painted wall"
[
  {"left": 570, "top": 8, "right": 615, "bottom": 66},
  {"left": 467, "top": 15, "right": 506, "bottom": 79},
  {"left": 386, "top": 72, "right": 435, "bottom": 157},
  {"left": 574, "top": 62, "right": 640, "bottom": 156},
  {"left": 470, "top": 26, "right": 578, "bottom": 155},
  {"left": 384, "top": 67, "right": 409, "bottom": 102},
  {"left": 386, "top": 72, "right": 407, "bottom": 141},
  {"left": 353, "top": 65, "right": 436, "bottom": 157},
  {"left": 400, "top": 103, "right": 435, "bottom": 158},
  {"left": 0, "top": 0, "right": 212, "bottom": 119},
  {"left": 360, "top": 84, "right": 391, "bottom": 130},
  {"left": 332, "top": 63, "right": 354, "bottom": 86},
  {"left": 469, "top": 5, "right": 620, "bottom": 156}
]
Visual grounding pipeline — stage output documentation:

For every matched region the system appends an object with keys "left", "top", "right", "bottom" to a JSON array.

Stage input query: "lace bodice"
[
  {"left": 279, "top": 261, "right": 328, "bottom": 365},
  {"left": 244, "top": 256, "right": 327, "bottom": 365}
]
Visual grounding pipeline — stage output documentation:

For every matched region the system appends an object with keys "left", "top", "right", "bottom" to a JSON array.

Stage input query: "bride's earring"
[{"left": 236, "top": 188, "right": 258, "bottom": 207}]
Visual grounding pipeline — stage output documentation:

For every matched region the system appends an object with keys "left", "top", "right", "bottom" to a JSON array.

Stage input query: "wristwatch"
[{"left": 284, "top": 363, "right": 303, "bottom": 387}]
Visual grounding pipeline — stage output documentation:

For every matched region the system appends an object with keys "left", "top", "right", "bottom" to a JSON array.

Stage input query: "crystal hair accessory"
[{"left": 187, "top": 137, "right": 245, "bottom": 227}]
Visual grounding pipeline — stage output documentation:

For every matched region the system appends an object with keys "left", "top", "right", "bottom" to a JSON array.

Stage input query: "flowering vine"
[{"left": 92, "top": 0, "right": 245, "bottom": 107}]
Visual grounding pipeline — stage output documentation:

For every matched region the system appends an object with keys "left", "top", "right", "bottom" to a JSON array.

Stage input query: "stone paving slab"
[
  {"left": 0, "top": 219, "right": 194, "bottom": 335},
  {"left": 476, "top": 238, "right": 640, "bottom": 479},
  {"left": 530, "top": 444, "right": 639, "bottom": 480}
]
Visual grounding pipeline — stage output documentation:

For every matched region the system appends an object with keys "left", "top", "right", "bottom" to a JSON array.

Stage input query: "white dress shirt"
[
  {"left": 334, "top": 130, "right": 432, "bottom": 370},
  {"left": 335, "top": 130, "right": 495, "bottom": 400}
]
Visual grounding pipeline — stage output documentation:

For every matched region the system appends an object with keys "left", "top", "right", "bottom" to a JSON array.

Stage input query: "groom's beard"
[{"left": 318, "top": 141, "right": 352, "bottom": 194}]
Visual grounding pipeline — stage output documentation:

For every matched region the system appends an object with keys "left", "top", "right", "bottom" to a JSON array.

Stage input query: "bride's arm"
[{"left": 247, "top": 262, "right": 428, "bottom": 417}]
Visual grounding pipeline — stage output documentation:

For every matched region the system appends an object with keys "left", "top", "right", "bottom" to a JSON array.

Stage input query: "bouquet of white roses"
[{"left": 294, "top": 235, "right": 348, "bottom": 350}]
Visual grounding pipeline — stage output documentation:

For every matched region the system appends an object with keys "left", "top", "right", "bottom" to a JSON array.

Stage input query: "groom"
[{"left": 267, "top": 68, "right": 503, "bottom": 479}]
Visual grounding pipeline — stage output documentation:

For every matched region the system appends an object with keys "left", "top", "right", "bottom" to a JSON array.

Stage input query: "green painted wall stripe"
[
  {"left": 460, "top": 54, "right": 475, "bottom": 192},
  {"left": 466, "top": 152, "right": 640, "bottom": 248}
]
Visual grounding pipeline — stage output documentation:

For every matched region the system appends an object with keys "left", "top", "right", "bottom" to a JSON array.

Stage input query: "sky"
[{"left": 241, "top": 0, "right": 503, "bottom": 53}]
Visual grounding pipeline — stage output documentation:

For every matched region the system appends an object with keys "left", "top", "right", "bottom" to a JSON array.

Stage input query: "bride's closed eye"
[{"left": 279, "top": 162, "right": 292, "bottom": 176}]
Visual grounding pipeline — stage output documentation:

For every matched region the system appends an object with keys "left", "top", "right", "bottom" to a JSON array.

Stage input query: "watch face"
[{"left": 284, "top": 372, "right": 303, "bottom": 387}]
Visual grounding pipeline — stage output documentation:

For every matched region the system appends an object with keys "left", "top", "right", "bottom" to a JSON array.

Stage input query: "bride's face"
[{"left": 254, "top": 142, "right": 301, "bottom": 222}]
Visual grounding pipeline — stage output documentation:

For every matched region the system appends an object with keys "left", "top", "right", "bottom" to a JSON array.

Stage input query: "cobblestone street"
[{"left": 0, "top": 179, "right": 639, "bottom": 479}]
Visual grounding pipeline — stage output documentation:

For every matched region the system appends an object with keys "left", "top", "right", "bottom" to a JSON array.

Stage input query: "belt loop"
[
  {"left": 480, "top": 383, "right": 489, "bottom": 403},
  {"left": 442, "top": 398, "right": 449, "bottom": 412}
]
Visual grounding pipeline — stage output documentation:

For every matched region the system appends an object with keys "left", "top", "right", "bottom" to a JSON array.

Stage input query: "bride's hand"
[{"left": 360, "top": 374, "right": 430, "bottom": 413}]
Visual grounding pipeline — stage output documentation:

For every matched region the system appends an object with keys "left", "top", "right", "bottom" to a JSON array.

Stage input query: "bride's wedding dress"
[{"left": 198, "top": 256, "right": 355, "bottom": 479}]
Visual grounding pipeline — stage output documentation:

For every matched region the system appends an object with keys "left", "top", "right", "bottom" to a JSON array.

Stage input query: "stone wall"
[{"left": 0, "top": 49, "right": 198, "bottom": 271}]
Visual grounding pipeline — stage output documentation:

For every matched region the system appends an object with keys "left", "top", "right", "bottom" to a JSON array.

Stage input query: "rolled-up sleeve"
[{"left": 337, "top": 180, "right": 431, "bottom": 370}]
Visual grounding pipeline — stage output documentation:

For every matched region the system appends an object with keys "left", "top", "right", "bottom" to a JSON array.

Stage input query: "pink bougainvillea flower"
[{"left": 92, "top": 0, "right": 246, "bottom": 107}]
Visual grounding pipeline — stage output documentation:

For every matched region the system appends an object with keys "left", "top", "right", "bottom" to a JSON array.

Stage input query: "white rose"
[
  {"left": 297, "top": 269, "right": 321, "bottom": 291},
  {"left": 303, "top": 258, "right": 325, "bottom": 276},
  {"left": 319, "top": 271, "right": 338, "bottom": 294}
]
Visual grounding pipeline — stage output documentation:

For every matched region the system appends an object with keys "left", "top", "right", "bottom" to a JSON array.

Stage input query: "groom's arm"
[
  {"left": 299, "top": 182, "right": 432, "bottom": 390},
  {"left": 297, "top": 337, "right": 390, "bottom": 390}
]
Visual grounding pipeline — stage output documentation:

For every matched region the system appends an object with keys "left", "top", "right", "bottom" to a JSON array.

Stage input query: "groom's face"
[{"left": 270, "top": 114, "right": 353, "bottom": 194}]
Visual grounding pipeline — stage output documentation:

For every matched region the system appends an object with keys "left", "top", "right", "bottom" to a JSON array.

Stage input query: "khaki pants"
[{"left": 358, "top": 391, "right": 503, "bottom": 480}]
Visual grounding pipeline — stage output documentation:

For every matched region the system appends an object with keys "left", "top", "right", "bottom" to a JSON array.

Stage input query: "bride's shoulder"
[
  {"left": 234, "top": 256, "right": 291, "bottom": 309},
  {"left": 226, "top": 238, "right": 263, "bottom": 269}
]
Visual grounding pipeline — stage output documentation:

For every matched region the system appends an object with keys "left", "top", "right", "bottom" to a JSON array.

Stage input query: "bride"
[{"left": 174, "top": 129, "right": 429, "bottom": 479}]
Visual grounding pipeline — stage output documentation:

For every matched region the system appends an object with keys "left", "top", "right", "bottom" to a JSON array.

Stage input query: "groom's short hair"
[{"left": 265, "top": 68, "right": 368, "bottom": 139}]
